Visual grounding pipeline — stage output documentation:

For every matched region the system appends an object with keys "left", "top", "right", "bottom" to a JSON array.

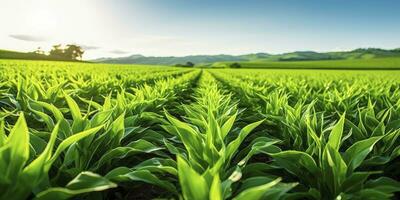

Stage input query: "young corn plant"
[
  {"left": 265, "top": 114, "right": 400, "bottom": 199},
  {"left": 1, "top": 60, "right": 400, "bottom": 199},
  {"left": 161, "top": 72, "right": 295, "bottom": 199},
  {"left": 47, "top": 71, "right": 200, "bottom": 197},
  {"left": 0, "top": 113, "right": 108, "bottom": 200}
]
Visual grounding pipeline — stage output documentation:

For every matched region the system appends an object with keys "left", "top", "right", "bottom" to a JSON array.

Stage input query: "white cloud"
[
  {"left": 9, "top": 34, "right": 49, "bottom": 42},
  {"left": 81, "top": 45, "right": 101, "bottom": 51},
  {"left": 109, "top": 50, "right": 130, "bottom": 54}
]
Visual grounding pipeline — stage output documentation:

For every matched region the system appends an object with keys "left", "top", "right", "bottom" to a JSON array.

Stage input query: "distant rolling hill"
[
  {"left": 0, "top": 49, "right": 50, "bottom": 60},
  {"left": 259, "top": 48, "right": 400, "bottom": 61},
  {"left": 217, "top": 57, "right": 400, "bottom": 70},
  {"left": 92, "top": 48, "right": 400, "bottom": 65},
  {"left": 2, "top": 47, "right": 400, "bottom": 67},
  {"left": 92, "top": 54, "right": 249, "bottom": 65}
]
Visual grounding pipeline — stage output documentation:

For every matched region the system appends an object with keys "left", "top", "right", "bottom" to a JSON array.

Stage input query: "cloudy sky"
[{"left": 1, "top": 0, "right": 400, "bottom": 59}]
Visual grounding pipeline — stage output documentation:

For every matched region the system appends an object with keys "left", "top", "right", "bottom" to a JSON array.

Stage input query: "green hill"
[
  {"left": 92, "top": 48, "right": 400, "bottom": 65},
  {"left": 92, "top": 54, "right": 247, "bottom": 65},
  {"left": 214, "top": 57, "right": 400, "bottom": 70},
  {"left": 0, "top": 49, "right": 50, "bottom": 60},
  {"left": 253, "top": 48, "right": 400, "bottom": 62},
  {"left": 3, "top": 47, "right": 400, "bottom": 67}
]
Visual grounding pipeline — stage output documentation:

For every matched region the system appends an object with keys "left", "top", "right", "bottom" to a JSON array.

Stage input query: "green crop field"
[
  {"left": 0, "top": 60, "right": 399, "bottom": 200},
  {"left": 213, "top": 57, "right": 400, "bottom": 69}
]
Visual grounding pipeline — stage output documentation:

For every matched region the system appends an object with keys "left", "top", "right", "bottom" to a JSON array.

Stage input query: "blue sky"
[{"left": 1, "top": 0, "right": 399, "bottom": 58}]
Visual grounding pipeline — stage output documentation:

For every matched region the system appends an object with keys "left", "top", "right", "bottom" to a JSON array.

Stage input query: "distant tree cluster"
[
  {"left": 49, "top": 44, "right": 84, "bottom": 60},
  {"left": 175, "top": 61, "right": 195, "bottom": 67},
  {"left": 229, "top": 62, "right": 241, "bottom": 68},
  {"left": 33, "top": 44, "right": 84, "bottom": 61}
]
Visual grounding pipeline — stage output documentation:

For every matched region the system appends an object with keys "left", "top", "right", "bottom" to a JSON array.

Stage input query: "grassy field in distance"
[{"left": 212, "top": 57, "right": 400, "bottom": 69}]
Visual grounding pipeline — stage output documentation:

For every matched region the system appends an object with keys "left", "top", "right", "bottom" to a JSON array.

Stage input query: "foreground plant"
[
  {"left": 265, "top": 115, "right": 400, "bottom": 199},
  {"left": 160, "top": 72, "right": 297, "bottom": 199},
  {"left": 0, "top": 60, "right": 399, "bottom": 199},
  {"left": 0, "top": 113, "right": 108, "bottom": 199}
]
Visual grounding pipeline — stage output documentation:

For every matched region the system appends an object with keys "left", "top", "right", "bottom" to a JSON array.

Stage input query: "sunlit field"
[
  {"left": 0, "top": 60, "right": 399, "bottom": 199},
  {"left": 213, "top": 57, "right": 400, "bottom": 69}
]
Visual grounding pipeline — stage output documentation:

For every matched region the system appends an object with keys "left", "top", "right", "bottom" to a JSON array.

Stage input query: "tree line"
[{"left": 33, "top": 44, "right": 84, "bottom": 61}]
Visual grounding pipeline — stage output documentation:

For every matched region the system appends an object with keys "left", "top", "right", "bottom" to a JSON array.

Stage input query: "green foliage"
[
  {"left": 49, "top": 44, "right": 85, "bottom": 61},
  {"left": 0, "top": 60, "right": 399, "bottom": 199},
  {"left": 174, "top": 61, "right": 195, "bottom": 68},
  {"left": 229, "top": 62, "right": 242, "bottom": 68}
]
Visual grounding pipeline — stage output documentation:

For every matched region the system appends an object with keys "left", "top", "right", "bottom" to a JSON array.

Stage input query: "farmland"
[
  {"left": 213, "top": 57, "right": 400, "bottom": 69},
  {"left": 0, "top": 60, "right": 399, "bottom": 200}
]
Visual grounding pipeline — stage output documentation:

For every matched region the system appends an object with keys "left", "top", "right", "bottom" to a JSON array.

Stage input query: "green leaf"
[
  {"left": 90, "top": 109, "right": 113, "bottom": 127},
  {"left": 343, "top": 136, "right": 382, "bottom": 173},
  {"left": 64, "top": 92, "right": 82, "bottom": 121},
  {"left": 110, "top": 112, "right": 125, "bottom": 144},
  {"left": 327, "top": 114, "right": 345, "bottom": 150},
  {"left": 235, "top": 176, "right": 298, "bottom": 199},
  {"left": 210, "top": 174, "right": 222, "bottom": 200},
  {"left": 106, "top": 167, "right": 177, "bottom": 192},
  {"left": 164, "top": 111, "right": 203, "bottom": 153},
  {"left": 134, "top": 158, "right": 178, "bottom": 176},
  {"left": 33, "top": 101, "right": 64, "bottom": 121},
  {"left": 0, "top": 113, "right": 30, "bottom": 184},
  {"left": 0, "top": 120, "right": 6, "bottom": 146},
  {"left": 364, "top": 177, "right": 400, "bottom": 194},
  {"left": 34, "top": 171, "right": 117, "bottom": 200},
  {"left": 226, "top": 120, "right": 264, "bottom": 162},
  {"left": 341, "top": 171, "right": 378, "bottom": 193},
  {"left": 28, "top": 105, "right": 55, "bottom": 130},
  {"left": 240, "top": 138, "right": 280, "bottom": 165},
  {"left": 352, "top": 188, "right": 392, "bottom": 199},
  {"left": 48, "top": 125, "right": 103, "bottom": 167},
  {"left": 321, "top": 145, "right": 347, "bottom": 196},
  {"left": 270, "top": 150, "right": 319, "bottom": 178},
  {"left": 94, "top": 139, "right": 163, "bottom": 170},
  {"left": 233, "top": 178, "right": 281, "bottom": 200},
  {"left": 21, "top": 122, "right": 60, "bottom": 187},
  {"left": 221, "top": 113, "right": 237, "bottom": 139},
  {"left": 237, "top": 177, "right": 277, "bottom": 193},
  {"left": 177, "top": 155, "right": 209, "bottom": 200}
]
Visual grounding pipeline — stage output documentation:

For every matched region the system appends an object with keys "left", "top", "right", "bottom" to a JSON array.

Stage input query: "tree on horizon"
[{"left": 49, "top": 44, "right": 84, "bottom": 60}]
